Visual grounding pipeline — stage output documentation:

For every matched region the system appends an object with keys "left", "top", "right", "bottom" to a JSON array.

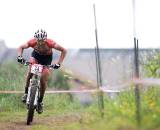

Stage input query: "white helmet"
[{"left": 34, "top": 29, "right": 47, "bottom": 41}]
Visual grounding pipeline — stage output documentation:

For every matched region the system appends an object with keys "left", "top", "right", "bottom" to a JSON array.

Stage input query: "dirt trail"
[{"left": 0, "top": 114, "right": 81, "bottom": 130}]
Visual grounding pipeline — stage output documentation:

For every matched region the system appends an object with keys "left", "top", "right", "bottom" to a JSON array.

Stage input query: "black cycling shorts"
[{"left": 31, "top": 50, "right": 52, "bottom": 65}]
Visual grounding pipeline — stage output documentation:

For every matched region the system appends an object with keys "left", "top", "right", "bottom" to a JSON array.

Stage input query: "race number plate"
[{"left": 31, "top": 64, "right": 43, "bottom": 76}]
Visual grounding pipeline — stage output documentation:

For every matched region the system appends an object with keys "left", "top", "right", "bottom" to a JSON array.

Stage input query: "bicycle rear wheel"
[{"left": 27, "top": 85, "right": 37, "bottom": 125}]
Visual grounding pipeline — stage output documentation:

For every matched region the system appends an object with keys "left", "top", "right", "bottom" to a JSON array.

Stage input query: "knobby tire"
[{"left": 27, "top": 85, "right": 37, "bottom": 125}]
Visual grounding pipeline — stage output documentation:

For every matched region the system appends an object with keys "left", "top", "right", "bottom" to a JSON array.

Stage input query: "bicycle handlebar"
[{"left": 22, "top": 61, "right": 55, "bottom": 69}]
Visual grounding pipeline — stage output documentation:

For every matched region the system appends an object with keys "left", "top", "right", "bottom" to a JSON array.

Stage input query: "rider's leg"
[
  {"left": 25, "top": 72, "right": 33, "bottom": 93},
  {"left": 22, "top": 57, "right": 37, "bottom": 103},
  {"left": 37, "top": 68, "right": 50, "bottom": 114},
  {"left": 22, "top": 72, "right": 33, "bottom": 103},
  {"left": 38, "top": 68, "right": 50, "bottom": 103}
]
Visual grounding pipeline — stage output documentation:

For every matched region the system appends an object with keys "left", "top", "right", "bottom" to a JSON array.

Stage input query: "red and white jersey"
[{"left": 27, "top": 38, "right": 57, "bottom": 55}]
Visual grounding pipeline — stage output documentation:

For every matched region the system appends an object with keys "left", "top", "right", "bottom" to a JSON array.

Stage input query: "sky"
[{"left": 0, "top": 0, "right": 160, "bottom": 49}]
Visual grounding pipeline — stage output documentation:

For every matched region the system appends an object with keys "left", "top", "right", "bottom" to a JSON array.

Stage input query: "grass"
[
  {"left": 1, "top": 90, "right": 160, "bottom": 130},
  {"left": 1, "top": 61, "right": 160, "bottom": 130},
  {"left": 0, "top": 61, "right": 27, "bottom": 90}
]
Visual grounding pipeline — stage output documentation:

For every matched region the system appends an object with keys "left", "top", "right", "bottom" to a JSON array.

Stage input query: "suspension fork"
[
  {"left": 33, "top": 75, "right": 41, "bottom": 106},
  {"left": 27, "top": 74, "right": 40, "bottom": 106}
]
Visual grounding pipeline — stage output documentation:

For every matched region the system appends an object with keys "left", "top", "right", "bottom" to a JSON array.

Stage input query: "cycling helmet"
[{"left": 34, "top": 29, "right": 47, "bottom": 41}]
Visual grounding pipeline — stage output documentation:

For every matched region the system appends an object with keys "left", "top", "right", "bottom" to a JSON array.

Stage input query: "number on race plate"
[{"left": 31, "top": 64, "right": 43, "bottom": 75}]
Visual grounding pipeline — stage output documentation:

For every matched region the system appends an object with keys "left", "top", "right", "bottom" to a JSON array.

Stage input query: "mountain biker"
[{"left": 17, "top": 29, "right": 67, "bottom": 114}]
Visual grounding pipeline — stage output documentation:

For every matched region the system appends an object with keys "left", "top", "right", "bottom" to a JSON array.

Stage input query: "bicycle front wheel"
[{"left": 27, "top": 85, "right": 37, "bottom": 125}]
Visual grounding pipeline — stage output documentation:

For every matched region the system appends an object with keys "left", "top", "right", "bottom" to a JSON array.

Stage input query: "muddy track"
[{"left": 0, "top": 114, "right": 81, "bottom": 130}]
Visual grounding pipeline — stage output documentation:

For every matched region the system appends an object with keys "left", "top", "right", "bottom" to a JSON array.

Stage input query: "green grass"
[
  {"left": 0, "top": 61, "right": 27, "bottom": 90},
  {"left": 1, "top": 61, "right": 160, "bottom": 130},
  {"left": 1, "top": 90, "right": 160, "bottom": 130}
]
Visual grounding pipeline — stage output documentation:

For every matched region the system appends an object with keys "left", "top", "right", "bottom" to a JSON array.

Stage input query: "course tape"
[
  {"left": 0, "top": 89, "right": 120, "bottom": 94},
  {"left": 0, "top": 78, "right": 160, "bottom": 94}
]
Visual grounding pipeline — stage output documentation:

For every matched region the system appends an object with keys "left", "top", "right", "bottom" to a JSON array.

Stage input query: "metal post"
[
  {"left": 95, "top": 47, "right": 100, "bottom": 87},
  {"left": 133, "top": 0, "right": 141, "bottom": 126},
  {"left": 134, "top": 38, "right": 141, "bottom": 127},
  {"left": 93, "top": 3, "right": 104, "bottom": 118}
]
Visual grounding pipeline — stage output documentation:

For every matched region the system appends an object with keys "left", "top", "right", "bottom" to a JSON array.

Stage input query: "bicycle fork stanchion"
[{"left": 93, "top": 3, "right": 104, "bottom": 118}]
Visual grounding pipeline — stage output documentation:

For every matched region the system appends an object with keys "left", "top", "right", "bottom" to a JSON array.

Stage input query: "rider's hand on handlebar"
[
  {"left": 17, "top": 56, "right": 25, "bottom": 64},
  {"left": 50, "top": 63, "right": 61, "bottom": 69}
]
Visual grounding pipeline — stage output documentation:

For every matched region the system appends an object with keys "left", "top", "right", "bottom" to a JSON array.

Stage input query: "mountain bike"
[{"left": 23, "top": 61, "right": 54, "bottom": 125}]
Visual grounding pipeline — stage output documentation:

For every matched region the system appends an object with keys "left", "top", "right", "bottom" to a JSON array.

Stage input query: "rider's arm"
[
  {"left": 53, "top": 44, "right": 67, "bottom": 65},
  {"left": 48, "top": 39, "right": 67, "bottom": 65},
  {"left": 18, "top": 43, "right": 30, "bottom": 57},
  {"left": 18, "top": 39, "right": 35, "bottom": 56}
]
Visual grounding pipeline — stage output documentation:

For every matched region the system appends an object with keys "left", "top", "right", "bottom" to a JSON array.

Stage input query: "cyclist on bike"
[{"left": 17, "top": 29, "right": 67, "bottom": 114}]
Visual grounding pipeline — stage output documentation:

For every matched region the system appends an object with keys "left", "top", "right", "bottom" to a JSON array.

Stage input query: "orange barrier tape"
[
  {"left": 0, "top": 78, "right": 160, "bottom": 94},
  {"left": 0, "top": 89, "right": 120, "bottom": 94},
  {"left": 132, "top": 78, "right": 160, "bottom": 86},
  {"left": 0, "top": 91, "right": 23, "bottom": 94}
]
